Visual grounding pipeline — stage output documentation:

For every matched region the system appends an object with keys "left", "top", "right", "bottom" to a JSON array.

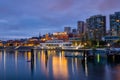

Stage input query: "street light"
[
  {"left": 107, "top": 43, "right": 110, "bottom": 48},
  {"left": 84, "top": 43, "right": 87, "bottom": 46},
  {"left": 83, "top": 43, "right": 87, "bottom": 57}
]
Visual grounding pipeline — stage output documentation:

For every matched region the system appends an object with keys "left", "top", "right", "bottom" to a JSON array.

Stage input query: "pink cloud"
[
  {"left": 48, "top": 0, "right": 74, "bottom": 11},
  {"left": 99, "top": 0, "right": 120, "bottom": 11}
]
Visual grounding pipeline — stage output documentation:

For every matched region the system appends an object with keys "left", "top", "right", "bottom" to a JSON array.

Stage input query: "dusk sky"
[{"left": 0, "top": 0, "right": 120, "bottom": 40}]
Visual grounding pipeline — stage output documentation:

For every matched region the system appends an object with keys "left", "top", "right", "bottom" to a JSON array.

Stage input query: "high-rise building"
[
  {"left": 64, "top": 27, "right": 71, "bottom": 33},
  {"left": 86, "top": 15, "right": 106, "bottom": 40},
  {"left": 77, "top": 21, "right": 84, "bottom": 34},
  {"left": 72, "top": 29, "right": 77, "bottom": 34},
  {"left": 84, "top": 23, "right": 87, "bottom": 33},
  {"left": 110, "top": 12, "right": 120, "bottom": 36}
]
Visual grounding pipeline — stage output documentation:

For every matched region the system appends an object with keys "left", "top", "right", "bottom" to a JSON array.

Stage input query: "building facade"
[
  {"left": 86, "top": 15, "right": 106, "bottom": 40},
  {"left": 64, "top": 27, "right": 71, "bottom": 33},
  {"left": 53, "top": 32, "right": 68, "bottom": 41},
  {"left": 72, "top": 29, "right": 77, "bottom": 34},
  {"left": 110, "top": 12, "right": 120, "bottom": 36},
  {"left": 77, "top": 21, "right": 84, "bottom": 34}
]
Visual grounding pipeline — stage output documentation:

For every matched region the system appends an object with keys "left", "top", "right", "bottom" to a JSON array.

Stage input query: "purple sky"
[{"left": 0, "top": 0, "right": 120, "bottom": 40}]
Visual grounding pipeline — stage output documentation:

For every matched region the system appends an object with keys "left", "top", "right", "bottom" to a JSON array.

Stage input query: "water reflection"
[
  {"left": 111, "top": 65, "right": 120, "bottom": 80},
  {"left": 3, "top": 49, "right": 6, "bottom": 71},
  {"left": 52, "top": 56, "right": 68, "bottom": 80},
  {"left": 40, "top": 50, "right": 48, "bottom": 76},
  {"left": 15, "top": 50, "right": 18, "bottom": 69},
  {"left": 0, "top": 51, "right": 2, "bottom": 62},
  {"left": 1, "top": 50, "right": 120, "bottom": 80}
]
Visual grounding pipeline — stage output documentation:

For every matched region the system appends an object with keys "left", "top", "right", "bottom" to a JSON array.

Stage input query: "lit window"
[{"left": 116, "top": 20, "right": 120, "bottom": 22}]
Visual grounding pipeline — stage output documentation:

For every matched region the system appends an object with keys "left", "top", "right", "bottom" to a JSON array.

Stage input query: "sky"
[{"left": 0, "top": 0, "right": 120, "bottom": 40}]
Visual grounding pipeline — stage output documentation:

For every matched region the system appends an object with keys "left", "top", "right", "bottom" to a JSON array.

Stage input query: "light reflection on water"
[{"left": 0, "top": 50, "right": 120, "bottom": 80}]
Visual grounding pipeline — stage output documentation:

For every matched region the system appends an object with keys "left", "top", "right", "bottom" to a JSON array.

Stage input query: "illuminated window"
[{"left": 116, "top": 20, "right": 120, "bottom": 22}]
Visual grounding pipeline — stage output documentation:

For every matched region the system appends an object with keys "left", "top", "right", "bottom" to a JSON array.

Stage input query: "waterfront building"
[
  {"left": 5, "top": 40, "right": 22, "bottom": 46},
  {"left": 77, "top": 21, "right": 84, "bottom": 34},
  {"left": 40, "top": 40, "right": 72, "bottom": 49},
  {"left": 69, "top": 37, "right": 82, "bottom": 46},
  {"left": 102, "top": 36, "right": 120, "bottom": 45},
  {"left": 64, "top": 27, "right": 71, "bottom": 33},
  {"left": 45, "top": 33, "right": 52, "bottom": 40},
  {"left": 102, "top": 36, "right": 120, "bottom": 41},
  {"left": 84, "top": 23, "right": 87, "bottom": 34},
  {"left": 110, "top": 12, "right": 120, "bottom": 36},
  {"left": 0, "top": 41, "right": 3, "bottom": 46},
  {"left": 24, "top": 38, "right": 40, "bottom": 46},
  {"left": 72, "top": 29, "right": 77, "bottom": 37},
  {"left": 53, "top": 32, "right": 68, "bottom": 41},
  {"left": 77, "top": 21, "right": 88, "bottom": 41},
  {"left": 72, "top": 29, "right": 77, "bottom": 34},
  {"left": 86, "top": 15, "right": 106, "bottom": 40}
]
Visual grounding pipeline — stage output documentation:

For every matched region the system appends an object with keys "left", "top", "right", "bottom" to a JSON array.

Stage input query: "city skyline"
[{"left": 0, "top": 0, "right": 120, "bottom": 40}]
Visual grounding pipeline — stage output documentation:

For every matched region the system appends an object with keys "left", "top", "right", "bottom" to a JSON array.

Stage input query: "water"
[{"left": 0, "top": 50, "right": 120, "bottom": 80}]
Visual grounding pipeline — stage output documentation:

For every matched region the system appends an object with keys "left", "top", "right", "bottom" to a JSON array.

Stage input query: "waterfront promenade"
[
  {"left": 0, "top": 46, "right": 120, "bottom": 53},
  {"left": 0, "top": 46, "right": 106, "bottom": 52},
  {"left": 1, "top": 46, "right": 120, "bottom": 61}
]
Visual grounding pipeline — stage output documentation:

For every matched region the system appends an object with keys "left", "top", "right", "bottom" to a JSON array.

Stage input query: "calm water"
[{"left": 0, "top": 50, "right": 120, "bottom": 80}]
